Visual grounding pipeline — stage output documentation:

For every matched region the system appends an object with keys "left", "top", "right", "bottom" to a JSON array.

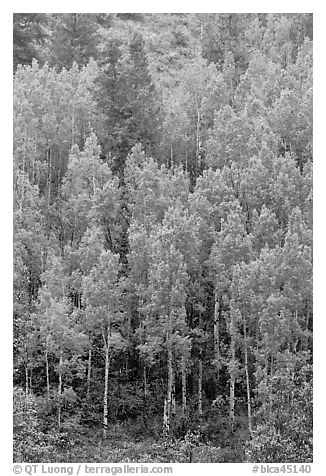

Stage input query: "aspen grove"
[{"left": 13, "top": 13, "right": 312, "bottom": 463}]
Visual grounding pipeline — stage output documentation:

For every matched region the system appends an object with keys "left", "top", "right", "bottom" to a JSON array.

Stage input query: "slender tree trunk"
[
  {"left": 32, "top": 140, "right": 36, "bottom": 186},
  {"left": 34, "top": 134, "right": 38, "bottom": 184},
  {"left": 195, "top": 97, "right": 202, "bottom": 170},
  {"left": 229, "top": 375, "right": 235, "bottom": 429},
  {"left": 304, "top": 307, "right": 310, "bottom": 351},
  {"left": 20, "top": 130, "right": 28, "bottom": 211},
  {"left": 23, "top": 127, "right": 27, "bottom": 174},
  {"left": 163, "top": 398, "right": 168, "bottom": 438},
  {"left": 229, "top": 312, "right": 236, "bottom": 429},
  {"left": 164, "top": 344, "right": 173, "bottom": 438},
  {"left": 30, "top": 368, "right": 33, "bottom": 393},
  {"left": 47, "top": 143, "right": 51, "bottom": 206},
  {"left": 58, "top": 353, "right": 63, "bottom": 429},
  {"left": 172, "top": 378, "right": 176, "bottom": 418},
  {"left": 143, "top": 364, "right": 147, "bottom": 396},
  {"left": 181, "top": 355, "right": 187, "bottom": 416},
  {"left": 167, "top": 345, "right": 173, "bottom": 431},
  {"left": 198, "top": 349, "right": 203, "bottom": 421},
  {"left": 214, "top": 293, "right": 220, "bottom": 385},
  {"left": 86, "top": 348, "right": 92, "bottom": 399},
  {"left": 25, "top": 364, "right": 29, "bottom": 395},
  {"left": 92, "top": 171, "right": 96, "bottom": 196},
  {"left": 103, "top": 324, "right": 110, "bottom": 439},
  {"left": 45, "top": 340, "right": 50, "bottom": 399},
  {"left": 243, "top": 316, "right": 252, "bottom": 434},
  {"left": 143, "top": 363, "right": 148, "bottom": 426},
  {"left": 72, "top": 106, "right": 76, "bottom": 146}
]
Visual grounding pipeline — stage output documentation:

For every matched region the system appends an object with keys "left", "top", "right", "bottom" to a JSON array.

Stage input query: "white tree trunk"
[
  {"left": 229, "top": 334, "right": 235, "bottom": 429},
  {"left": 45, "top": 339, "right": 50, "bottom": 399},
  {"left": 243, "top": 316, "right": 252, "bottom": 434},
  {"left": 25, "top": 364, "right": 29, "bottom": 395},
  {"left": 214, "top": 293, "right": 220, "bottom": 385},
  {"left": 143, "top": 364, "right": 148, "bottom": 425},
  {"left": 86, "top": 348, "right": 92, "bottom": 399},
  {"left": 195, "top": 97, "right": 202, "bottom": 169},
  {"left": 103, "top": 324, "right": 110, "bottom": 438},
  {"left": 172, "top": 378, "right": 176, "bottom": 418},
  {"left": 181, "top": 355, "right": 187, "bottom": 416},
  {"left": 198, "top": 351, "right": 203, "bottom": 420},
  {"left": 163, "top": 398, "right": 169, "bottom": 438},
  {"left": 47, "top": 143, "right": 51, "bottom": 206},
  {"left": 58, "top": 353, "right": 63, "bottom": 429},
  {"left": 164, "top": 344, "right": 173, "bottom": 438}
]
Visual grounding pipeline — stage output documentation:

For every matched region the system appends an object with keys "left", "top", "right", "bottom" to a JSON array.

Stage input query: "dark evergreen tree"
[
  {"left": 95, "top": 33, "right": 162, "bottom": 175},
  {"left": 49, "top": 13, "right": 99, "bottom": 69},
  {"left": 13, "top": 13, "right": 48, "bottom": 70}
]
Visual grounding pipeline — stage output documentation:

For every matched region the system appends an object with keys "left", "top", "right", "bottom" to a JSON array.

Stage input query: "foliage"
[
  {"left": 13, "top": 14, "right": 48, "bottom": 70},
  {"left": 48, "top": 14, "right": 100, "bottom": 69},
  {"left": 13, "top": 387, "right": 71, "bottom": 462},
  {"left": 245, "top": 360, "right": 312, "bottom": 463}
]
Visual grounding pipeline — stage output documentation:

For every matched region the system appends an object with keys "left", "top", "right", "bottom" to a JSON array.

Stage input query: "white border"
[{"left": 2, "top": 3, "right": 324, "bottom": 475}]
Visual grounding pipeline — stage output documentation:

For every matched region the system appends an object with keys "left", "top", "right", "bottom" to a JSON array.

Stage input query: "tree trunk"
[
  {"left": 167, "top": 345, "right": 173, "bottom": 431},
  {"left": 198, "top": 350, "right": 203, "bottom": 421},
  {"left": 71, "top": 105, "right": 76, "bottom": 146},
  {"left": 103, "top": 324, "right": 110, "bottom": 439},
  {"left": 163, "top": 398, "right": 168, "bottom": 438},
  {"left": 214, "top": 293, "right": 220, "bottom": 384},
  {"left": 58, "top": 353, "right": 63, "bottom": 429},
  {"left": 45, "top": 341, "right": 50, "bottom": 399},
  {"left": 143, "top": 364, "right": 147, "bottom": 400},
  {"left": 181, "top": 355, "right": 187, "bottom": 416},
  {"left": 25, "top": 364, "right": 29, "bottom": 395},
  {"left": 92, "top": 171, "right": 96, "bottom": 196},
  {"left": 195, "top": 97, "right": 202, "bottom": 170},
  {"left": 32, "top": 142, "right": 35, "bottom": 186},
  {"left": 86, "top": 348, "right": 92, "bottom": 399},
  {"left": 47, "top": 143, "right": 51, "bottom": 206},
  {"left": 172, "top": 378, "right": 176, "bottom": 418},
  {"left": 142, "top": 364, "right": 148, "bottom": 426},
  {"left": 23, "top": 127, "right": 27, "bottom": 174},
  {"left": 304, "top": 307, "right": 310, "bottom": 351},
  {"left": 164, "top": 344, "right": 173, "bottom": 438},
  {"left": 229, "top": 333, "right": 235, "bottom": 430},
  {"left": 243, "top": 315, "right": 252, "bottom": 434}
]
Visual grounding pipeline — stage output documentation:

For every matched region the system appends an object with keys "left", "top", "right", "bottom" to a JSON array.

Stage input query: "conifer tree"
[
  {"left": 49, "top": 14, "right": 99, "bottom": 69},
  {"left": 95, "top": 34, "right": 162, "bottom": 174}
]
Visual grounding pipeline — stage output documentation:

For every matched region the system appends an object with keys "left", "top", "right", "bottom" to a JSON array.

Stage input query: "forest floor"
[
  {"left": 56, "top": 426, "right": 241, "bottom": 463},
  {"left": 64, "top": 438, "right": 221, "bottom": 463}
]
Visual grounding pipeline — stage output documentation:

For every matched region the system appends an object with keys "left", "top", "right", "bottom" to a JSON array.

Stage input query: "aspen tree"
[{"left": 83, "top": 250, "right": 125, "bottom": 438}]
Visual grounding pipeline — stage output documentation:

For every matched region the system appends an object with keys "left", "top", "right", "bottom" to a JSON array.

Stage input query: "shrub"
[{"left": 245, "top": 361, "right": 312, "bottom": 463}]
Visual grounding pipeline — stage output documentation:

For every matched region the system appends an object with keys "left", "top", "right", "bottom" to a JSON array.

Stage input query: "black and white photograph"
[{"left": 11, "top": 5, "right": 314, "bottom": 470}]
